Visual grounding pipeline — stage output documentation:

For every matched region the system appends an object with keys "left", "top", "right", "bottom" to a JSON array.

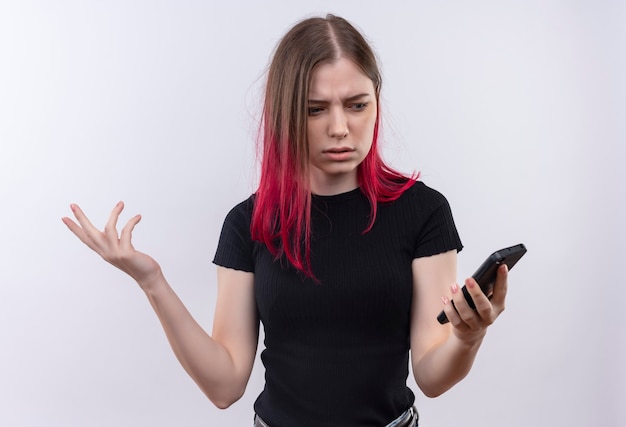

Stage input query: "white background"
[{"left": 1, "top": 1, "right": 624, "bottom": 426}]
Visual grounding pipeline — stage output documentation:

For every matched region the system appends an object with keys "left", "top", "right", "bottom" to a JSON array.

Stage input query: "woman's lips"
[{"left": 323, "top": 147, "right": 355, "bottom": 161}]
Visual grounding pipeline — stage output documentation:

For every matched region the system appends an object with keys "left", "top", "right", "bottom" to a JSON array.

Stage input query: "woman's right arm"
[
  {"left": 62, "top": 202, "right": 259, "bottom": 409},
  {"left": 143, "top": 267, "right": 258, "bottom": 409}
]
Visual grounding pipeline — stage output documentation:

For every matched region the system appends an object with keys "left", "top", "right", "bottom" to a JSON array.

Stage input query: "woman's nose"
[{"left": 328, "top": 109, "right": 349, "bottom": 139}]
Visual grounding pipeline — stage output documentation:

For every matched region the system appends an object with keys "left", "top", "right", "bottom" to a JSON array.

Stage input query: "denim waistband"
[
  {"left": 386, "top": 406, "right": 418, "bottom": 427},
  {"left": 254, "top": 406, "right": 418, "bottom": 427}
]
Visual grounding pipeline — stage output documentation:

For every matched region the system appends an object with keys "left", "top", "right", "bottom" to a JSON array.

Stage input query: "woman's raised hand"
[{"left": 62, "top": 202, "right": 162, "bottom": 289}]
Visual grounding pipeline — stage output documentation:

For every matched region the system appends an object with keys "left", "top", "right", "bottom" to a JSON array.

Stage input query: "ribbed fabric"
[{"left": 213, "top": 181, "right": 462, "bottom": 427}]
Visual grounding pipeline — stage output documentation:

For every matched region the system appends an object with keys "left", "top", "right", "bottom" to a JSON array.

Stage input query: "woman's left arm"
[{"left": 409, "top": 250, "right": 508, "bottom": 397}]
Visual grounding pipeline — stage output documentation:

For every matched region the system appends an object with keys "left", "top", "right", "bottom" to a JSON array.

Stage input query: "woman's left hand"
[{"left": 441, "top": 264, "right": 508, "bottom": 343}]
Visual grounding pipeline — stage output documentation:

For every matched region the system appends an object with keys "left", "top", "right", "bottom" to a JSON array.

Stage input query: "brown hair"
[{"left": 252, "top": 14, "right": 414, "bottom": 278}]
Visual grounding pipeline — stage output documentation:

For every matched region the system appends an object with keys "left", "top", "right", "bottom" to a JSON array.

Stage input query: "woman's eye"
[
  {"left": 308, "top": 106, "right": 324, "bottom": 115},
  {"left": 350, "top": 102, "right": 368, "bottom": 111}
]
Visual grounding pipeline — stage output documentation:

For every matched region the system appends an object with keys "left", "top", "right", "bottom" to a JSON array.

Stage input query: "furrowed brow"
[
  {"left": 344, "top": 93, "right": 371, "bottom": 102},
  {"left": 308, "top": 93, "right": 371, "bottom": 103}
]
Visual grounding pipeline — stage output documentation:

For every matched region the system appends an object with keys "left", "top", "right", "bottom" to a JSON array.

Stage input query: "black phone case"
[{"left": 437, "top": 243, "right": 527, "bottom": 324}]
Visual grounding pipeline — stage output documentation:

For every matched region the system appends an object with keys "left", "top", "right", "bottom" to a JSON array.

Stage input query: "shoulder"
[
  {"left": 402, "top": 181, "right": 463, "bottom": 256},
  {"left": 223, "top": 195, "right": 255, "bottom": 225},
  {"left": 398, "top": 180, "right": 453, "bottom": 211},
  {"left": 213, "top": 195, "right": 257, "bottom": 271},
  {"left": 217, "top": 195, "right": 256, "bottom": 243}
]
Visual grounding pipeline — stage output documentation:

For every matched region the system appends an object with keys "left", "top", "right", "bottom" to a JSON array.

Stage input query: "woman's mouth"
[{"left": 323, "top": 147, "right": 355, "bottom": 160}]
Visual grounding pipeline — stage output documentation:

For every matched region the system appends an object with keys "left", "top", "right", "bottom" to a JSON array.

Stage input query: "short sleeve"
[
  {"left": 212, "top": 196, "right": 255, "bottom": 273},
  {"left": 411, "top": 183, "right": 463, "bottom": 259}
]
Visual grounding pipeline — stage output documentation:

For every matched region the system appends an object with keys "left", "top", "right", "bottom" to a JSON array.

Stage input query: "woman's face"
[{"left": 306, "top": 57, "right": 377, "bottom": 195}]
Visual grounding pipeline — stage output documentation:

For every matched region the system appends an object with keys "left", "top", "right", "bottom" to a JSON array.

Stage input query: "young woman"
[{"left": 62, "top": 14, "right": 508, "bottom": 427}]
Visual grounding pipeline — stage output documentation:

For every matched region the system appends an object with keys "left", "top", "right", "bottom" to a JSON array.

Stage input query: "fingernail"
[
  {"left": 467, "top": 279, "right": 476, "bottom": 289},
  {"left": 442, "top": 296, "right": 449, "bottom": 305},
  {"left": 451, "top": 283, "right": 459, "bottom": 294},
  {"left": 70, "top": 204, "right": 76, "bottom": 212}
]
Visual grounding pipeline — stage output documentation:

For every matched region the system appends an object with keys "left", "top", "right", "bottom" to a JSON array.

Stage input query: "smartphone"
[{"left": 437, "top": 243, "right": 527, "bottom": 324}]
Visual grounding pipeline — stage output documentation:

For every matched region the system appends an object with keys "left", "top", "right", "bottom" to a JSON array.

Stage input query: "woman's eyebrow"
[{"left": 308, "top": 93, "right": 371, "bottom": 103}]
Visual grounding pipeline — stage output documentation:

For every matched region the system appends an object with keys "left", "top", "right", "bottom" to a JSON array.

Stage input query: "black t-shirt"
[{"left": 213, "top": 181, "right": 463, "bottom": 427}]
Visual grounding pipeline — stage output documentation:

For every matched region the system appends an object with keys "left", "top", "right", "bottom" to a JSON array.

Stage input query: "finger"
[
  {"left": 448, "top": 283, "right": 478, "bottom": 327},
  {"left": 61, "top": 216, "right": 89, "bottom": 242},
  {"left": 70, "top": 203, "right": 98, "bottom": 232},
  {"left": 463, "top": 278, "right": 492, "bottom": 315},
  {"left": 452, "top": 281, "right": 490, "bottom": 328},
  {"left": 462, "top": 278, "right": 497, "bottom": 325},
  {"left": 63, "top": 205, "right": 100, "bottom": 250},
  {"left": 490, "top": 264, "right": 509, "bottom": 312},
  {"left": 120, "top": 214, "right": 142, "bottom": 251},
  {"left": 441, "top": 295, "right": 462, "bottom": 326},
  {"left": 446, "top": 299, "right": 476, "bottom": 331},
  {"left": 70, "top": 204, "right": 112, "bottom": 251},
  {"left": 104, "top": 201, "right": 125, "bottom": 242}
]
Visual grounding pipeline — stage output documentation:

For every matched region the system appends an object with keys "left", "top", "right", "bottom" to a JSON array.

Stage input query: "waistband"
[
  {"left": 386, "top": 406, "right": 418, "bottom": 427},
  {"left": 254, "top": 406, "right": 418, "bottom": 427}
]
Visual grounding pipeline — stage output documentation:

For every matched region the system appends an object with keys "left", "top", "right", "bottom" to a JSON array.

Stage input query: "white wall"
[{"left": 1, "top": 1, "right": 624, "bottom": 426}]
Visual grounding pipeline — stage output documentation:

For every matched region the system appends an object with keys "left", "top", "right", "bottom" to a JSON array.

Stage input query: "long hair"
[{"left": 251, "top": 14, "right": 416, "bottom": 278}]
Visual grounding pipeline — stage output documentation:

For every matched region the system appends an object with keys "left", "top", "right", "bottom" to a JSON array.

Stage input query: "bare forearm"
[
  {"left": 413, "top": 331, "right": 485, "bottom": 397},
  {"left": 141, "top": 273, "right": 245, "bottom": 407},
  {"left": 62, "top": 203, "right": 253, "bottom": 407}
]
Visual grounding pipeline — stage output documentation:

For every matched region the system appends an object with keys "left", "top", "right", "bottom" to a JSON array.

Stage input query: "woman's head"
[{"left": 261, "top": 14, "right": 382, "bottom": 186}]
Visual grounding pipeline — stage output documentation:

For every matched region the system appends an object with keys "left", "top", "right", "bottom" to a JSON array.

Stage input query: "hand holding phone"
[{"left": 437, "top": 244, "right": 527, "bottom": 324}]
